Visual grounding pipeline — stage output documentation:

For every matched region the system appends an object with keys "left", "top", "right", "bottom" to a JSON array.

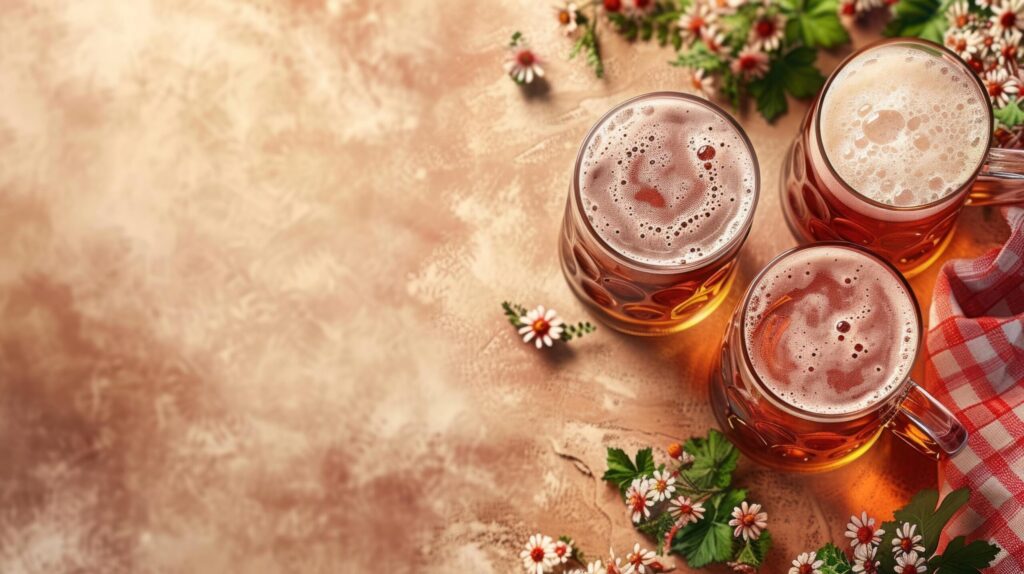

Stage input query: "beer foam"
[
  {"left": 577, "top": 95, "right": 757, "bottom": 267},
  {"left": 743, "top": 245, "right": 919, "bottom": 415},
  {"left": 820, "top": 44, "right": 989, "bottom": 207}
]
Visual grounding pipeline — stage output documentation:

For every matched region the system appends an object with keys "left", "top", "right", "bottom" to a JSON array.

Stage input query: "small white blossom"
[
  {"left": 947, "top": 0, "right": 972, "bottom": 28},
  {"left": 649, "top": 469, "right": 677, "bottom": 501},
  {"left": 991, "top": 0, "right": 1024, "bottom": 35},
  {"left": 944, "top": 28, "right": 985, "bottom": 57},
  {"left": 788, "top": 551, "right": 824, "bottom": 574},
  {"left": 688, "top": 68, "right": 716, "bottom": 99},
  {"left": 895, "top": 550, "right": 927, "bottom": 573},
  {"left": 553, "top": 539, "right": 573, "bottom": 564},
  {"left": 853, "top": 544, "right": 880, "bottom": 574},
  {"left": 669, "top": 496, "right": 706, "bottom": 526},
  {"left": 521, "top": 533, "right": 558, "bottom": 574},
  {"left": 845, "top": 511, "right": 884, "bottom": 549},
  {"left": 891, "top": 522, "right": 925, "bottom": 557},
  {"left": 995, "top": 29, "right": 1024, "bottom": 64},
  {"left": 731, "top": 49, "right": 770, "bottom": 79},
  {"left": 624, "top": 543, "right": 657, "bottom": 574},
  {"left": 678, "top": 2, "right": 719, "bottom": 45},
  {"left": 748, "top": 11, "right": 786, "bottom": 52},
  {"left": 505, "top": 44, "right": 545, "bottom": 85},
  {"left": 555, "top": 2, "right": 580, "bottom": 35},
  {"left": 518, "top": 306, "right": 564, "bottom": 348},
  {"left": 728, "top": 501, "right": 768, "bottom": 541},
  {"left": 625, "top": 478, "right": 657, "bottom": 524},
  {"left": 985, "top": 67, "right": 1021, "bottom": 107}
]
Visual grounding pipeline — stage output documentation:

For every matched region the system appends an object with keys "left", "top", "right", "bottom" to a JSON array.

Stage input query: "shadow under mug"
[
  {"left": 710, "top": 242, "right": 968, "bottom": 473},
  {"left": 781, "top": 38, "right": 1024, "bottom": 279}
]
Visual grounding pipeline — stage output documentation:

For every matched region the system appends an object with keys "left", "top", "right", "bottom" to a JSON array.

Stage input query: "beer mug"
[
  {"left": 710, "top": 242, "right": 968, "bottom": 472},
  {"left": 782, "top": 38, "right": 1024, "bottom": 278},
  {"left": 560, "top": 92, "right": 760, "bottom": 335}
]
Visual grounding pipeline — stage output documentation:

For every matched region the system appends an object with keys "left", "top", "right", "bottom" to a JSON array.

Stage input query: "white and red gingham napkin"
[{"left": 925, "top": 207, "right": 1024, "bottom": 572}]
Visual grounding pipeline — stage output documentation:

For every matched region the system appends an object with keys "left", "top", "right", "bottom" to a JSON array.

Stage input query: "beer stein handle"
[
  {"left": 887, "top": 381, "right": 969, "bottom": 460},
  {"left": 969, "top": 148, "right": 1024, "bottom": 206}
]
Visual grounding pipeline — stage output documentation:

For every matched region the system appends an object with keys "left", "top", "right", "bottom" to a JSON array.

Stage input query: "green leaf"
[
  {"left": 786, "top": 0, "right": 850, "bottom": 48},
  {"left": 995, "top": 98, "right": 1024, "bottom": 129},
  {"left": 680, "top": 429, "right": 739, "bottom": 490},
  {"left": 779, "top": 47, "right": 826, "bottom": 98},
  {"left": 501, "top": 301, "right": 526, "bottom": 326},
  {"left": 670, "top": 42, "right": 726, "bottom": 72},
  {"left": 884, "top": 0, "right": 948, "bottom": 42},
  {"left": 929, "top": 536, "right": 1000, "bottom": 573},
  {"left": 733, "top": 531, "right": 773, "bottom": 568},
  {"left": 672, "top": 488, "right": 748, "bottom": 568},
  {"left": 635, "top": 447, "right": 656, "bottom": 475},
  {"left": 569, "top": 24, "right": 605, "bottom": 79},
  {"left": 893, "top": 489, "right": 971, "bottom": 555},
  {"left": 602, "top": 447, "right": 639, "bottom": 492},
  {"left": 750, "top": 72, "right": 788, "bottom": 122},
  {"left": 815, "top": 542, "right": 853, "bottom": 574}
]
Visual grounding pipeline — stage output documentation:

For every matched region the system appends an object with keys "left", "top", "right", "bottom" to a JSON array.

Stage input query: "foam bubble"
[
  {"left": 820, "top": 45, "right": 989, "bottom": 206},
  {"left": 577, "top": 95, "right": 757, "bottom": 267},
  {"left": 742, "top": 245, "right": 919, "bottom": 415}
]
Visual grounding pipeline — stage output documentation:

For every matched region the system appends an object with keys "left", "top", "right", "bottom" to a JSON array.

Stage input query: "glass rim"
[
  {"left": 737, "top": 241, "right": 925, "bottom": 422},
  {"left": 813, "top": 37, "right": 995, "bottom": 212},
  {"left": 571, "top": 91, "right": 761, "bottom": 275}
]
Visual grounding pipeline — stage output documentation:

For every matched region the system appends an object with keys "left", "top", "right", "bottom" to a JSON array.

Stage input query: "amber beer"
[
  {"left": 782, "top": 39, "right": 995, "bottom": 277},
  {"left": 711, "top": 243, "right": 967, "bottom": 472},
  {"left": 560, "top": 92, "right": 760, "bottom": 335}
]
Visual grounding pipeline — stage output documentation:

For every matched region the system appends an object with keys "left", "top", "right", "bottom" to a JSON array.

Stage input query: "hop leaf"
[{"left": 680, "top": 429, "right": 739, "bottom": 490}]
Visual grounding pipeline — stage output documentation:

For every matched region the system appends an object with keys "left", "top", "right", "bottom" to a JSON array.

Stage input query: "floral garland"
[
  {"left": 509, "top": 0, "right": 1024, "bottom": 134},
  {"left": 519, "top": 431, "right": 1001, "bottom": 573}
]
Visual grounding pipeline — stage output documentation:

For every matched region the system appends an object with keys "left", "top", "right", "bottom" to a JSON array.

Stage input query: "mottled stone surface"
[{"left": 0, "top": 1, "right": 1009, "bottom": 572}]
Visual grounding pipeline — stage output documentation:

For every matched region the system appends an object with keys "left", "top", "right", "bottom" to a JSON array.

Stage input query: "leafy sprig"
[
  {"left": 811, "top": 488, "right": 999, "bottom": 574},
  {"left": 501, "top": 301, "right": 596, "bottom": 344},
  {"left": 603, "top": 430, "right": 772, "bottom": 570}
]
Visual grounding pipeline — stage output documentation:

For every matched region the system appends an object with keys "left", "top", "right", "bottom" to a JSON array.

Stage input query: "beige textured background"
[{"left": 0, "top": 1, "right": 1010, "bottom": 572}]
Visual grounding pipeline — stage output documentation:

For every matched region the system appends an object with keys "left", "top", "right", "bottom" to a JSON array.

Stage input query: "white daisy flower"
[
  {"left": 944, "top": 28, "right": 985, "bottom": 57},
  {"left": 703, "top": 29, "right": 729, "bottom": 53},
  {"left": 649, "top": 469, "right": 677, "bottom": 501},
  {"left": 624, "top": 543, "right": 657, "bottom": 574},
  {"left": 731, "top": 49, "right": 771, "bottom": 79},
  {"left": 518, "top": 306, "right": 564, "bottom": 348},
  {"left": 505, "top": 45, "right": 545, "bottom": 85},
  {"left": 991, "top": 0, "right": 1024, "bottom": 35},
  {"left": 947, "top": 0, "right": 972, "bottom": 28},
  {"left": 788, "top": 551, "right": 824, "bottom": 574},
  {"left": 554, "top": 539, "right": 573, "bottom": 564},
  {"left": 585, "top": 560, "right": 605, "bottom": 574},
  {"left": 521, "top": 533, "right": 558, "bottom": 574},
  {"left": 985, "top": 67, "right": 1021, "bottom": 107},
  {"left": 687, "top": 67, "right": 716, "bottom": 97},
  {"left": 678, "top": 2, "right": 719, "bottom": 46},
  {"left": 606, "top": 551, "right": 628, "bottom": 574},
  {"left": 891, "top": 522, "right": 925, "bottom": 557},
  {"left": 728, "top": 501, "right": 768, "bottom": 541},
  {"left": 748, "top": 11, "right": 787, "bottom": 52},
  {"left": 895, "top": 550, "right": 927, "bottom": 574},
  {"left": 625, "top": 478, "right": 657, "bottom": 523},
  {"left": 556, "top": 2, "right": 580, "bottom": 36},
  {"left": 995, "top": 29, "right": 1024, "bottom": 64},
  {"left": 678, "top": 451, "right": 695, "bottom": 465},
  {"left": 845, "top": 511, "right": 884, "bottom": 549},
  {"left": 853, "top": 544, "right": 880, "bottom": 574},
  {"left": 669, "top": 496, "right": 706, "bottom": 526}
]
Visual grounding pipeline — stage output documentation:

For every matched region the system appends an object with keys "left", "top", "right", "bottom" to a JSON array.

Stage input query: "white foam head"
[
  {"left": 743, "top": 245, "right": 920, "bottom": 415},
  {"left": 577, "top": 94, "right": 758, "bottom": 267},
  {"left": 820, "top": 43, "right": 990, "bottom": 207}
]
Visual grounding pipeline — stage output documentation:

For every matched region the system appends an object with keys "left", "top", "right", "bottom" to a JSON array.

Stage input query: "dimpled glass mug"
[
  {"left": 559, "top": 92, "right": 760, "bottom": 335},
  {"left": 782, "top": 38, "right": 1024, "bottom": 278},
  {"left": 710, "top": 242, "right": 968, "bottom": 472}
]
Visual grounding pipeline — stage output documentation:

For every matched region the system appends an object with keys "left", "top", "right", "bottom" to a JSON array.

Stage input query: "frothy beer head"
[
  {"left": 577, "top": 94, "right": 757, "bottom": 267},
  {"left": 743, "top": 245, "right": 920, "bottom": 415},
  {"left": 820, "top": 43, "right": 990, "bottom": 207}
]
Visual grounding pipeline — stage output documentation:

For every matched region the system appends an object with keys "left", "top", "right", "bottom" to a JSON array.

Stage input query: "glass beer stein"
[
  {"left": 710, "top": 243, "right": 968, "bottom": 472},
  {"left": 782, "top": 38, "right": 1024, "bottom": 278},
  {"left": 560, "top": 92, "right": 760, "bottom": 335}
]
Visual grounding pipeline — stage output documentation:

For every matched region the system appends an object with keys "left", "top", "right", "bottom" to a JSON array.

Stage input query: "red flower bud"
[{"left": 604, "top": 0, "right": 622, "bottom": 11}]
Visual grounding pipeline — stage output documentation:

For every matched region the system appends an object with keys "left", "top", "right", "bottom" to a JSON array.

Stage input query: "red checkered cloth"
[{"left": 926, "top": 207, "right": 1024, "bottom": 572}]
